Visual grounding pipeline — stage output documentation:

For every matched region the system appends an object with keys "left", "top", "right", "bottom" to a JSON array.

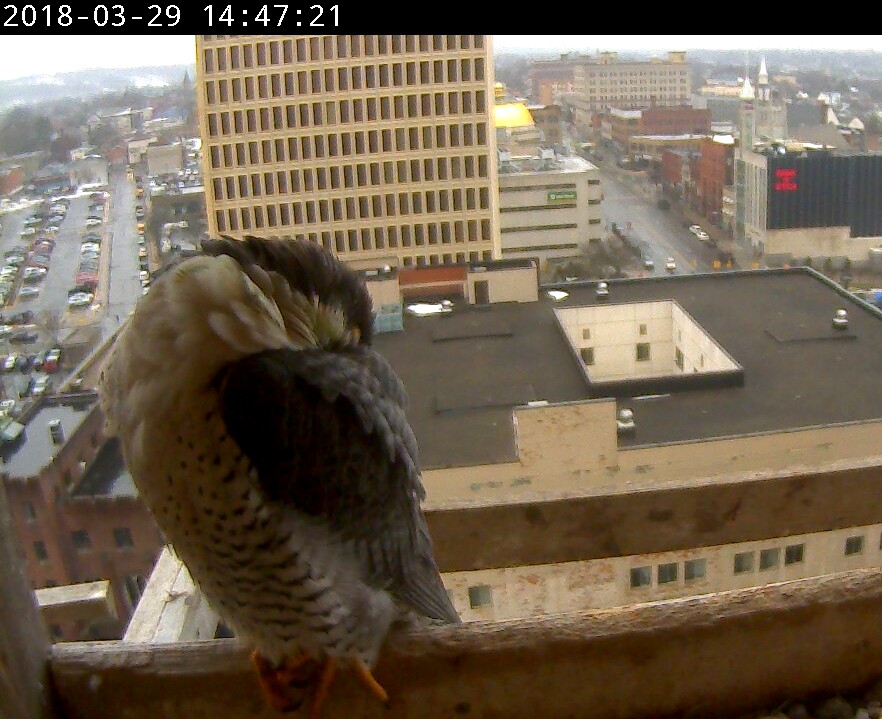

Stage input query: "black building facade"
[{"left": 767, "top": 152, "right": 882, "bottom": 237}]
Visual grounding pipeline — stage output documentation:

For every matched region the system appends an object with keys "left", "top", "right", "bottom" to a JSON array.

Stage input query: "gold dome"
[{"left": 494, "top": 102, "right": 535, "bottom": 129}]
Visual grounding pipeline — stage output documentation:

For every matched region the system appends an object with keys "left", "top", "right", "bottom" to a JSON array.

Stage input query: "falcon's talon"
[
  {"left": 251, "top": 650, "right": 302, "bottom": 714},
  {"left": 352, "top": 657, "right": 390, "bottom": 705},
  {"left": 309, "top": 658, "right": 338, "bottom": 719}
]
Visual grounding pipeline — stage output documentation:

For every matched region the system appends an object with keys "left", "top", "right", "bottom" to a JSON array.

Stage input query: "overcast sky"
[{"left": 0, "top": 35, "right": 880, "bottom": 82}]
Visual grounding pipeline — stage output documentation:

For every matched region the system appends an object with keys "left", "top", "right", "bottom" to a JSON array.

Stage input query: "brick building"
[
  {"left": 527, "top": 104, "right": 563, "bottom": 147},
  {"left": 527, "top": 54, "right": 581, "bottom": 105},
  {"left": 696, "top": 135, "right": 735, "bottom": 222},
  {"left": 600, "top": 105, "right": 710, "bottom": 154},
  {"left": 3, "top": 394, "right": 163, "bottom": 641},
  {"left": 0, "top": 165, "right": 23, "bottom": 196}
]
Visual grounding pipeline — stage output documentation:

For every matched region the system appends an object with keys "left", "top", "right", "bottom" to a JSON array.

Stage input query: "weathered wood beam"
[
  {"left": 50, "top": 568, "right": 882, "bottom": 719},
  {"left": 36, "top": 581, "right": 117, "bottom": 626},
  {"left": 0, "top": 481, "right": 54, "bottom": 719}
]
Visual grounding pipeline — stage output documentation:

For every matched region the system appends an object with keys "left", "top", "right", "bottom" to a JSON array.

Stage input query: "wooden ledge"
[{"left": 51, "top": 568, "right": 882, "bottom": 719}]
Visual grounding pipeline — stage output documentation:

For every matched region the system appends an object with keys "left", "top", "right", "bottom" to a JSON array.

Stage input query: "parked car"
[
  {"left": 8, "top": 311, "right": 34, "bottom": 325},
  {"left": 44, "top": 348, "right": 61, "bottom": 374},
  {"left": 3, "top": 355, "right": 17, "bottom": 372},
  {"left": 23, "top": 267, "right": 47, "bottom": 281},
  {"left": 0, "top": 325, "right": 11, "bottom": 337},
  {"left": 83, "top": 233, "right": 101, "bottom": 243},
  {"left": 9, "top": 331, "right": 38, "bottom": 344},
  {"left": 696, "top": 230, "right": 711, "bottom": 243},
  {"left": 665, "top": 257, "right": 677, "bottom": 273},
  {"left": 67, "top": 292, "right": 94, "bottom": 308},
  {"left": 20, "top": 227, "right": 36, "bottom": 238},
  {"left": 85, "top": 218, "right": 102, "bottom": 227},
  {"left": 31, "top": 351, "right": 46, "bottom": 372},
  {"left": 17, "top": 287, "right": 40, "bottom": 300},
  {"left": 643, "top": 256, "right": 655, "bottom": 270},
  {"left": 30, "top": 375, "right": 50, "bottom": 397},
  {"left": 5, "top": 254, "right": 25, "bottom": 267}
]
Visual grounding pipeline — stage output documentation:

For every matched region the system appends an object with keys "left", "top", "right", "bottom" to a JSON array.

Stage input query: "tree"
[
  {"left": 37, "top": 310, "right": 62, "bottom": 348},
  {"left": 0, "top": 107, "right": 51, "bottom": 156}
]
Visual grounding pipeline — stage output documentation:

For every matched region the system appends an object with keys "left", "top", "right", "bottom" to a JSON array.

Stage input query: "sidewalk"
[{"left": 673, "top": 202, "right": 761, "bottom": 271}]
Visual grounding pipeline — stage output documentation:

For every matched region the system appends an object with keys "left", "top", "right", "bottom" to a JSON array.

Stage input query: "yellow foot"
[
  {"left": 352, "top": 657, "right": 390, "bottom": 706},
  {"left": 309, "top": 658, "right": 337, "bottom": 719},
  {"left": 252, "top": 650, "right": 313, "bottom": 714}
]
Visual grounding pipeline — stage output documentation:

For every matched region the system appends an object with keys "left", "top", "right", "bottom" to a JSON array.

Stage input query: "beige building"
[
  {"left": 195, "top": 34, "right": 500, "bottom": 268},
  {"left": 146, "top": 143, "right": 185, "bottom": 177},
  {"left": 570, "top": 51, "right": 692, "bottom": 137},
  {"left": 498, "top": 152, "right": 602, "bottom": 264},
  {"left": 367, "top": 268, "right": 882, "bottom": 620}
]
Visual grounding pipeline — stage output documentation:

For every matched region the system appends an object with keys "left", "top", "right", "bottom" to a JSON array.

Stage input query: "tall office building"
[{"left": 196, "top": 35, "right": 500, "bottom": 268}]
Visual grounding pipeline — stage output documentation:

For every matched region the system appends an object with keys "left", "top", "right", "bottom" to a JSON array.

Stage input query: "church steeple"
[
  {"left": 756, "top": 58, "right": 770, "bottom": 102},
  {"left": 739, "top": 74, "right": 755, "bottom": 101}
]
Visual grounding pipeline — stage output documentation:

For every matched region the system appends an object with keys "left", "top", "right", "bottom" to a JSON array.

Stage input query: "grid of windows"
[{"left": 198, "top": 35, "right": 497, "bottom": 264}]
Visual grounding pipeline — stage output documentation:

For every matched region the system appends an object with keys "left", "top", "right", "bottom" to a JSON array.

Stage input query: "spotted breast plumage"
[{"left": 99, "top": 236, "right": 460, "bottom": 716}]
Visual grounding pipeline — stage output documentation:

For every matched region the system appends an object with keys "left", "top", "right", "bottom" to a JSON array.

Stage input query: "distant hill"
[{"left": 0, "top": 65, "right": 195, "bottom": 110}]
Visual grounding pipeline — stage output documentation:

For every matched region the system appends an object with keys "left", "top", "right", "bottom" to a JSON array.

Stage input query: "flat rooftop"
[
  {"left": 374, "top": 269, "right": 882, "bottom": 469},
  {"left": 1, "top": 395, "right": 97, "bottom": 479},
  {"left": 72, "top": 437, "right": 137, "bottom": 498}
]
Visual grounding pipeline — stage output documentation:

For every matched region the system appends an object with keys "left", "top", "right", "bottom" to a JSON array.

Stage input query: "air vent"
[
  {"left": 616, "top": 408, "right": 635, "bottom": 434},
  {"left": 596, "top": 281, "right": 609, "bottom": 300},
  {"left": 832, "top": 309, "right": 849, "bottom": 330},
  {"left": 48, "top": 419, "right": 64, "bottom": 445}
]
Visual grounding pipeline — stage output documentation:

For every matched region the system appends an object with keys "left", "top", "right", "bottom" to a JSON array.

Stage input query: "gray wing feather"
[{"left": 218, "top": 347, "right": 458, "bottom": 624}]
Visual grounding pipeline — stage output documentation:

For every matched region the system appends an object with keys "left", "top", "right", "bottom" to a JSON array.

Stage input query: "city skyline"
[{"left": 0, "top": 35, "right": 880, "bottom": 83}]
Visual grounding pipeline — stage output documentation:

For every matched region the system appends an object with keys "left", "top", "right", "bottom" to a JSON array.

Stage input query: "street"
[
  {"left": 101, "top": 170, "right": 144, "bottom": 339},
  {"left": 596, "top": 161, "right": 722, "bottom": 275}
]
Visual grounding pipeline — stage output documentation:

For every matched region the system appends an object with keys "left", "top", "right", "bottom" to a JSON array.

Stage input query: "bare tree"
[{"left": 36, "top": 310, "right": 62, "bottom": 349}]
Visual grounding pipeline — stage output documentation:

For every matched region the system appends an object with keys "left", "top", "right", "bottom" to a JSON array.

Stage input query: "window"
[
  {"left": 23, "top": 501, "right": 36, "bottom": 522},
  {"left": 657, "top": 562, "right": 678, "bottom": 584},
  {"left": 733, "top": 551, "right": 754, "bottom": 574},
  {"left": 675, "top": 348, "right": 684, "bottom": 370},
  {"left": 580, "top": 347, "right": 594, "bottom": 366},
  {"left": 639, "top": 323, "right": 647, "bottom": 336},
  {"left": 636, "top": 343, "right": 651, "bottom": 362},
  {"left": 759, "top": 548, "right": 780, "bottom": 570},
  {"left": 845, "top": 535, "right": 865, "bottom": 556},
  {"left": 684, "top": 558, "right": 706, "bottom": 581},
  {"left": 33, "top": 540, "right": 48, "bottom": 561},
  {"left": 468, "top": 585, "right": 492, "bottom": 608},
  {"left": 785, "top": 543, "right": 805, "bottom": 565},
  {"left": 114, "top": 528, "right": 134, "bottom": 549},
  {"left": 71, "top": 530, "right": 91, "bottom": 551},
  {"left": 630, "top": 566, "right": 651, "bottom": 588}
]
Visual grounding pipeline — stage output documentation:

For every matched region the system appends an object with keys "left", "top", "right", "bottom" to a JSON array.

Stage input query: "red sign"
[{"left": 775, "top": 168, "right": 798, "bottom": 192}]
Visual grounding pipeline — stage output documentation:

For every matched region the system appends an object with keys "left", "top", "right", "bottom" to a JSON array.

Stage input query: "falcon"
[{"left": 99, "top": 236, "right": 460, "bottom": 716}]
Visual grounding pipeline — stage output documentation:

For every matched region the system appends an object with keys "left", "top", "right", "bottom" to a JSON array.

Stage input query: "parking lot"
[{"left": 0, "top": 187, "right": 112, "bottom": 405}]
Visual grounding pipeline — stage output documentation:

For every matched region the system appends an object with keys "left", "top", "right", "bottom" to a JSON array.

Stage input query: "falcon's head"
[
  {"left": 101, "top": 237, "right": 375, "bottom": 422},
  {"left": 201, "top": 235, "right": 375, "bottom": 350}
]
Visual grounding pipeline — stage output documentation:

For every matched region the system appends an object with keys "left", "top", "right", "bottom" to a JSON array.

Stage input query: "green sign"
[{"left": 548, "top": 190, "right": 577, "bottom": 202}]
